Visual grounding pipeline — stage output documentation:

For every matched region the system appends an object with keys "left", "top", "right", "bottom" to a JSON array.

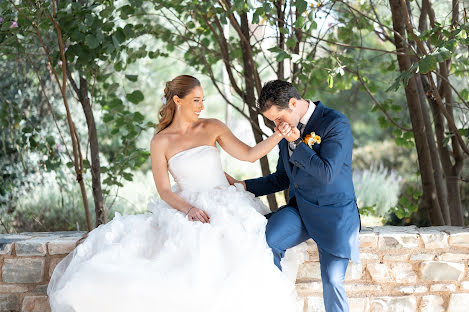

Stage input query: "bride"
[{"left": 47, "top": 75, "right": 302, "bottom": 312}]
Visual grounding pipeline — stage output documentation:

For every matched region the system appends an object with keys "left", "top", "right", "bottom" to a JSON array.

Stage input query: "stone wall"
[
  {"left": 0, "top": 232, "right": 84, "bottom": 312},
  {"left": 0, "top": 226, "right": 468, "bottom": 312},
  {"left": 296, "top": 226, "right": 469, "bottom": 312}
]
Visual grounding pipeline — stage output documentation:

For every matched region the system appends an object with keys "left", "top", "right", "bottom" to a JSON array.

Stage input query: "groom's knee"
[{"left": 265, "top": 223, "right": 284, "bottom": 251}]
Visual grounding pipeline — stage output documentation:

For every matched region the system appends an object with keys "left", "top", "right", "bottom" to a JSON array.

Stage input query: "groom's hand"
[
  {"left": 277, "top": 122, "right": 300, "bottom": 142},
  {"left": 224, "top": 172, "right": 247, "bottom": 190}
]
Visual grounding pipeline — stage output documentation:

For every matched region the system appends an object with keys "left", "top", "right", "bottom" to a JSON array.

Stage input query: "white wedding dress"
[{"left": 48, "top": 145, "right": 302, "bottom": 312}]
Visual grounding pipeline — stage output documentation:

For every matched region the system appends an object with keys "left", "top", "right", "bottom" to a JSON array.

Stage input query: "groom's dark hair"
[{"left": 257, "top": 80, "right": 302, "bottom": 113}]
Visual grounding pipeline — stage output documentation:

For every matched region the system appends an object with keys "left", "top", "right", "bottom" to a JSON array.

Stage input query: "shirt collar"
[{"left": 300, "top": 100, "right": 316, "bottom": 125}]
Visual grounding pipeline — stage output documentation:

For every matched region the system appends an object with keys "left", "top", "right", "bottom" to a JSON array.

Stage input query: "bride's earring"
[{"left": 177, "top": 105, "right": 180, "bottom": 111}]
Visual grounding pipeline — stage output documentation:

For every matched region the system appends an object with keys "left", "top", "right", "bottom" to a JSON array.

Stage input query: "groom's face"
[{"left": 262, "top": 100, "right": 300, "bottom": 128}]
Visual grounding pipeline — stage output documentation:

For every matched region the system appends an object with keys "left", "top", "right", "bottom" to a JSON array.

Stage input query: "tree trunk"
[
  {"left": 240, "top": 12, "right": 278, "bottom": 211},
  {"left": 275, "top": 0, "right": 285, "bottom": 80},
  {"left": 79, "top": 77, "right": 106, "bottom": 226},
  {"left": 389, "top": 0, "right": 444, "bottom": 225}
]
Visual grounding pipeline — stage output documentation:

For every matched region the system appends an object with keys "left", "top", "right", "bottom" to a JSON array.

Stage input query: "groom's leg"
[
  {"left": 318, "top": 246, "right": 349, "bottom": 312},
  {"left": 265, "top": 206, "right": 310, "bottom": 270}
]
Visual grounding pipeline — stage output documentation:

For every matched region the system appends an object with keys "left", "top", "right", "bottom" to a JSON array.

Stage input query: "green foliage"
[
  {"left": 353, "top": 164, "right": 402, "bottom": 217},
  {"left": 0, "top": 0, "right": 154, "bottom": 222}
]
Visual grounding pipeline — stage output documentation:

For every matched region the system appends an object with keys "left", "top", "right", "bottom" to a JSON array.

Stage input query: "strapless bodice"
[{"left": 168, "top": 145, "right": 229, "bottom": 192}]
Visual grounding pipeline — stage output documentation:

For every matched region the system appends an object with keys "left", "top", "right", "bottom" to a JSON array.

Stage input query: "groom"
[{"left": 239, "top": 80, "right": 360, "bottom": 312}]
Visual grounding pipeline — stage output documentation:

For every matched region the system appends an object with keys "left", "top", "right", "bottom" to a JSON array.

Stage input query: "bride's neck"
[{"left": 170, "top": 115, "right": 196, "bottom": 134}]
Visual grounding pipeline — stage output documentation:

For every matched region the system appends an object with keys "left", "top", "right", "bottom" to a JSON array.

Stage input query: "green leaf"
[
  {"left": 126, "top": 90, "right": 144, "bottom": 104},
  {"left": 279, "top": 28, "right": 289, "bottom": 35},
  {"left": 133, "top": 112, "right": 145, "bottom": 122},
  {"left": 125, "top": 74, "right": 138, "bottom": 82},
  {"left": 392, "top": 129, "right": 402, "bottom": 137},
  {"left": 391, "top": 105, "right": 402, "bottom": 112},
  {"left": 403, "top": 131, "right": 414, "bottom": 139},
  {"left": 419, "top": 54, "right": 437, "bottom": 74},
  {"left": 294, "top": 16, "right": 305, "bottom": 28},
  {"left": 123, "top": 172, "right": 133, "bottom": 181},
  {"left": 378, "top": 116, "right": 389, "bottom": 129},
  {"left": 296, "top": 0, "right": 308, "bottom": 13},
  {"left": 286, "top": 37, "right": 297, "bottom": 49},
  {"left": 327, "top": 74, "right": 334, "bottom": 88},
  {"left": 433, "top": 47, "right": 452, "bottom": 62},
  {"left": 103, "top": 114, "right": 114, "bottom": 123},
  {"left": 85, "top": 34, "right": 99, "bottom": 49}
]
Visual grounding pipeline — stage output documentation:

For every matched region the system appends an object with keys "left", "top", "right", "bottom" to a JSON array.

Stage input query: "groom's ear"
[{"left": 288, "top": 98, "right": 297, "bottom": 109}]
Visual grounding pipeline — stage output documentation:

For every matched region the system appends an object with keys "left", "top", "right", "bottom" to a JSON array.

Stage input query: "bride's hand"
[
  {"left": 187, "top": 206, "right": 210, "bottom": 223},
  {"left": 277, "top": 122, "right": 300, "bottom": 142}
]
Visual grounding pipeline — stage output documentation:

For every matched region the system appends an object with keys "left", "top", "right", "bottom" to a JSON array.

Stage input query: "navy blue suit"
[{"left": 245, "top": 101, "right": 360, "bottom": 312}]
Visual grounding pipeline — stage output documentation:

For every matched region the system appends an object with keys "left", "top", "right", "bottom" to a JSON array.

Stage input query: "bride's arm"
[
  {"left": 150, "top": 136, "right": 210, "bottom": 223},
  {"left": 211, "top": 119, "right": 289, "bottom": 162}
]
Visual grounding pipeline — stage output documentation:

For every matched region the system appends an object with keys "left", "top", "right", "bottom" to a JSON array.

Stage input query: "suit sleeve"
[
  {"left": 289, "top": 118, "right": 352, "bottom": 185},
  {"left": 244, "top": 143, "right": 290, "bottom": 197}
]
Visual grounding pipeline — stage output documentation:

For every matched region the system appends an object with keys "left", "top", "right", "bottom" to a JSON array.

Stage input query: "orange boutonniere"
[{"left": 303, "top": 132, "right": 321, "bottom": 148}]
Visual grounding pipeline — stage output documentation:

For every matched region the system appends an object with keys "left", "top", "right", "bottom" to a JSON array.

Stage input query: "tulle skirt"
[{"left": 47, "top": 184, "right": 303, "bottom": 312}]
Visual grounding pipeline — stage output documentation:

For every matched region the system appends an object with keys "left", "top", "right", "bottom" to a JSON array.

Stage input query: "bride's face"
[{"left": 176, "top": 86, "right": 205, "bottom": 122}]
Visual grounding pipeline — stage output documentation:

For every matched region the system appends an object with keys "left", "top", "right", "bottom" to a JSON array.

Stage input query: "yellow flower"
[{"left": 303, "top": 132, "right": 321, "bottom": 148}]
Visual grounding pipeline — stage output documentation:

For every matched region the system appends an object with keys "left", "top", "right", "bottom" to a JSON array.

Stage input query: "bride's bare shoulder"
[{"left": 150, "top": 131, "right": 170, "bottom": 153}]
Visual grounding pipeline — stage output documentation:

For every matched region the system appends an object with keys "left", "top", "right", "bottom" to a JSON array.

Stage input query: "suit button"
[{"left": 294, "top": 184, "right": 299, "bottom": 189}]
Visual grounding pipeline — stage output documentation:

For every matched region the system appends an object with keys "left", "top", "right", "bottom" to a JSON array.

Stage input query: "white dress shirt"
[{"left": 289, "top": 100, "right": 316, "bottom": 156}]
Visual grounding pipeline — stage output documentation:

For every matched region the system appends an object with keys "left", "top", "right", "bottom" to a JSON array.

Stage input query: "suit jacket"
[{"left": 245, "top": 101, "right": 360, "bottom": 263}]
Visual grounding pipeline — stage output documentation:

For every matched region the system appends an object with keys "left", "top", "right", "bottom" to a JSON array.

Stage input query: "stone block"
[
  {"left": 0, "top": 236, "right": 30, "bottom": 255},
  {"left": 448, "top": 293, "right": 469, "bottom": 312},
  {"left": 375, "top": 227, "right": 420, "bottom": 249},
  {"left": 370, "top": 296, "right": 417, "bottom": 312},
  {"left": 383, "top": 254, "right": 409, "bottom": 261},
  {"left": 48, "top": 238, "right": 79, "bottom": 255},
  {"left": 33, "top": 284, "right": 48, "bottom": 295},
  {"left": 345, "top": 263, "right": 362, "bottom": 281},
  {"left": 0, "top": 294, "right": 19, "bottom": 311},
  {"left": 298, "top": 262, "right": 321, "bottom": 280},
  {"left": 367, "top": 263, "right": 392, "bottom": 283},
  {"left": 349, "top": 297, "right": 369, "bottom": 312},
  {"left": 359, "top": 253, "right": 379, "bottom": 261},
  {"left": 15, "top": 238, "right": 48, "bottom": 256},
  {"left": 420, "top": 261, "right": 465, "bottom": 281},
  {"left": 396, "top": 285, "right": 427, "bottom": 294},
  {"left": 22, "top": 295, "right": 51, "bottom": 312},
  {"left": 359, "top": 231, "right": 378, "bottom": 249},
  {"left": 49, "top": 257, "right": 63, "bottom": 278},
  {"left": 391, "top": 263, "right": 417, "bottom": 283},
  {"left": 307, "top": 296, "right": 325, "bottom": 312},
  {"left": 345, "top": 283, "right": 382, "bottom": 293},
  {"left": 419, "top": 228, "right": 449, "bottom": 249},
  {"left": 296, "top": 281, "right": 323, "bottom": 295},
  {"left": 438, "top": 253, "right": 469, "bottom": 262},
  {"left": 445, "top": 228, "right": 469, "bottom": 248},
  {"left": 421, "top": 295, "right": 444, "bottom": 312},
  {"left": 2, "top": 258, "right": 44, "bottom": 283},
  {"left": 461, "top": 281, "right": 469, "bottom": 290},
  {"left": 430, "top": 283, "right": 456, "bottom": 292},
  {"left": 410, "top": 253, "right": 435, "bottom": 261},
  {"left": 0, "top": 284, "right": 29, "bottom": 293}
]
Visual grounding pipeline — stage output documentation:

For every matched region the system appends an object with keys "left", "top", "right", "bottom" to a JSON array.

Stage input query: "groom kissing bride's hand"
[{"left": 230, "top": 80, "right": 361, "bottom": 312}]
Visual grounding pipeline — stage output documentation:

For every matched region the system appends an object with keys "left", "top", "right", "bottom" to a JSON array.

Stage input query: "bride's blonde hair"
[{"left": 156, "top": 75, "right": 201, "bottom": 134}]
